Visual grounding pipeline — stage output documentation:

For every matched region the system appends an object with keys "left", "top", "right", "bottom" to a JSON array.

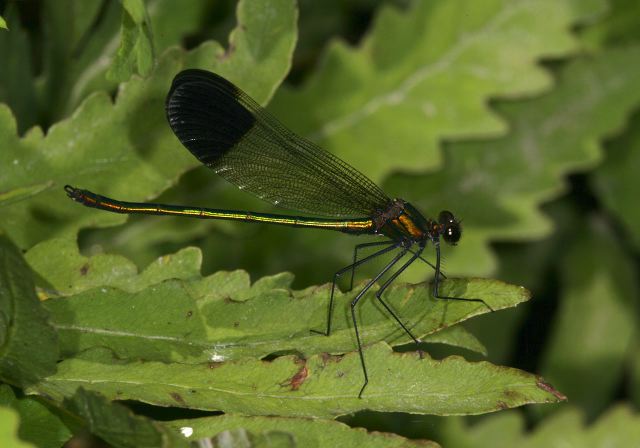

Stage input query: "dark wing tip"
[{"left": 165, "top": 69, "right": 256, "bottom": 165}]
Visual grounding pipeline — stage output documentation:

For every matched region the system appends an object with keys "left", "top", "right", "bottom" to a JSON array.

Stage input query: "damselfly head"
[{"left": 438, "top": 210, "right": 461, "bottom": 245}]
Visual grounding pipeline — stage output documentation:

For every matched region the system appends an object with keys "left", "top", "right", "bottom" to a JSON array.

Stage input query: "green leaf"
[
  {"left": 107, "top": 0, "right": 156, "bottom": 82},
  {"left": 40, "top": 245, "right": 527, "bottom": 362},
  {"left": 167, "top": 414, "right": 439, "bottom": 448},
  {"left": 148, "top": 0, "right": 212, "bottom": 52},
  {"left": 192, "top": 428, "right": 296, "bottom": 448},
  {"left": 387, "top": 44, "right": 640, "bottom": 280},
  {"left": 0, "top": 0, "right": 297, "bottom": 249},
  {"left": 0, "top": 406, "right": 35, "bottom": 448},
  {"left": 423, "top": 324, "right": 487, "bottom": 356},
  {"left": 580, "top": 0, "right": 640, "bottom": 49},
  {"left": 520, "top": 405, "right": 640, "bottom": 448},
  {"left": 433, "top": 404, "right": 640, "bottom": 448},
  {"left": 632, "top": 342, "right": 640, "bottom": 408},
  {"left": 0, "top": 385, "right": 71, "bottom": 448},
  {"left": 102, "top": 0, "right": 619, "bottom": 290},
  {"left": 30, "top": 342, "right": 563, "bottom": 418},
  {"left": 539, "top": 215, "right": 638, "bottom": 419},
  {"left": 27, "top": 235, "right": 202, "bottom": 295},
  {"left": 269, "top": 0, "right": 605, "bottom": 183},
  {"left": 0, "top": 16, "right": 7, "bottom": 30},
  {"left": 0, "top": 7, "right": 38, "bottom": 133},
  {"left": 0, "top": 1, "right": 232, "bottom": 131},
  {"left": 63, "top": 388, "right": 188, "bottom": 448},
  {"left": 592, "top": 111, "right": 640, "bottom": 252},
  {"left": 0, "top": 234, "right": 58, "bottom": 387}
]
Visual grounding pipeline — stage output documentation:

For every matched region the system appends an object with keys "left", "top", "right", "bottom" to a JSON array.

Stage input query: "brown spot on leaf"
[
  {"left": 208, "top": 361, "right": 223, "bottom": 369},
  {"left": 321, "top": 352, "right": 344, "bottom": 365},
  {"left": 80, "top": 263, "right": 89, "bottom": 276},
  {"left": 497, "top": 401, "right": 508, "bottom": 410},
  {"left": 186, "top": 310, "right": 193, "bottom": 318},
  {"left": 170, "top": 392, "right": 186, "bottom": 405},
  {"left": 288, "top": 365, "right": 309, "bottom": 391},
  {"left": 536, "top": 377, "right": 567, "bottom": 400},
  {"left": 503, "top": 389, "right": 521, "bottom": 400}
]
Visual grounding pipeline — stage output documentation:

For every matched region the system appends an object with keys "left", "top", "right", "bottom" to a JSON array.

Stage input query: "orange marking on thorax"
[{"left": 397, "top": 214, "right": 424, "bottom": 239}]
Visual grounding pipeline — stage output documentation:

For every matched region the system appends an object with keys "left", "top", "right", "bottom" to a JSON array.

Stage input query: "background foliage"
[{"left": 1, "top": 0, "right": 639, "bottom": 446}]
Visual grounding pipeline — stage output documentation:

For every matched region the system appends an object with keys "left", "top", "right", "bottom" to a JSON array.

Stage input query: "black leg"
[
  {"left": 351, "top": 246, "right": 410, "bottom": 398},
  {"left": 432, "top": 241, "right": 494, "bottom": 312},
  {"left": 312, "top": 242, "right": 400, "bottom": 337},
  {"left": 374, "top": 246, "right": 425, "bottom": 347},
  {"left": 408, "top": 248, "right": 447, "bottom": 280},
  {"left": 349, "top": 240, "right": 395, "bottom": 291}
]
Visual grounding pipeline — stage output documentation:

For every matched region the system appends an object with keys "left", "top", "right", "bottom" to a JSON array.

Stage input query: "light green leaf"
[
  {"left": 0, "top": 15, "right": 7, "bottom": 30},
  {"left": 423, "top": 324, "right": 487, "bottom": 356},
  {"left": 0, "top": 0, "right": 297, "bottom": 250},
  {"left": 539, "top": 215, "right": 637, "bottom": 419},
  {"left": 389, "top": 44, "right": 640, "bottom": 280},
  {"left": 269, "top": 0, "right": 605, "bottom": 182},
  {"left": 168, "top": 414, "right": 439, "bottom": 448},
  {"left": 520, "top": 405, "right": 640, "bottom": 448},
  {"left": 0, "top": 385, "right": 71, "bottom": 448},
  {"left": 31, "top": 342, "right": 563, "bottom": 418},
  {"left": 121, "top": 0, "right": 146, "bottom": 24},
  {"left": 42, "top": 257, "right": 526, "bottom": 362},
  {"left": 592, "top": 111, "right": 640, "bottom": 251},
  {"left": 193, "top": 428, "right": 296, "bottom": 448},
  {"left": 63, "top": 388, "right": 188, "bottom": 448},
  {"left": 107, "top": 0, "right": 156, "bottom": 82},
  {"left": 0, "top": 235, "right": 58, "bottom": 387},
  {"left": 27, "top": 235, "right": 202, "bottom": 295},
  {"left": 0, "top": 407, "right": 35, "bottom": 448},
  {"left": 147, "top": 0, "right": 212, "bottom": 52},
  {"left": 433, "top": 404, "right": 640, "bottom": 448}
]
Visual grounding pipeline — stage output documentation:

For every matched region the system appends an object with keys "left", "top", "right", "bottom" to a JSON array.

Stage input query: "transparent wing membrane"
[{"left": 166, "top": 69, "right": 390, "bottom": 218}]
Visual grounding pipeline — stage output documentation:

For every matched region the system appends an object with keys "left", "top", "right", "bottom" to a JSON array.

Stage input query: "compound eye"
[
  {"left": 438, "top": 210, "right": 456, "bottom": 225},
  {"left": 443, "top": 223, "right": 461, "bottom": 244}
]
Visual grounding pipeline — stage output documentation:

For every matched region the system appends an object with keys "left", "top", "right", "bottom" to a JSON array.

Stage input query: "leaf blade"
[{"left": 30, "top": 343, "right": 563, "bottom": 418}]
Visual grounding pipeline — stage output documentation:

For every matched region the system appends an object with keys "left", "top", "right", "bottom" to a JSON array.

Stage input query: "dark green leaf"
[
  {"left": 539, "top": 216, "right": 638, "bottom": 419},
  {"left": 592, "top": 110, "right": 640, "bottom": 252},
  {"left": 63, "top": 388, "right": 188, "bottom": 448},
  {"left": 0, "top": 235, "right": 58, "bottom": 387},
  {"left": 580, "top": 0, "right": 640, "bottom": 48},
  {"left": 0, "top": 8, "right": 37, "bottom": 133}
]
